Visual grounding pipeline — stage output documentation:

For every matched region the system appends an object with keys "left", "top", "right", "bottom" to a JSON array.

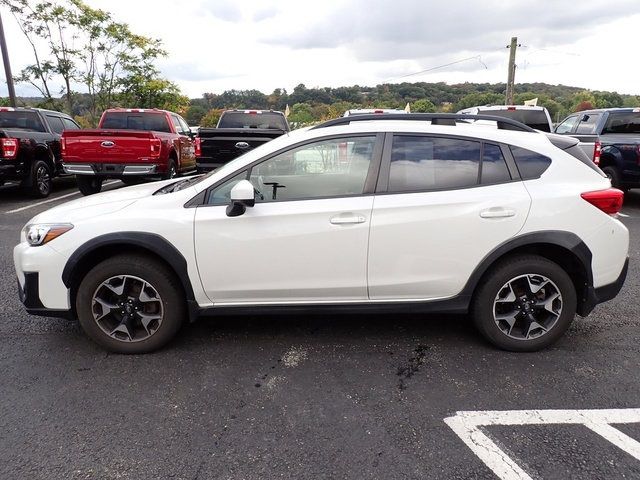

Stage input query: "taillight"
[
  {"left": 593, "top": 141, "right": 601, "bottom": 165},
  {"left": 581, "top": 188, "right": 624, "bottom": 215},
  {"left": 374, "top": 109, "right": 384, "bottom": 114},
  {"left": 1, "top": 138, "right": 18, "bottom": 159},
  {"left": 61, "top": 137, "right": 66, "bottom": 156},
  {"left": 194, "top": 137, "right": 201, "bottom": 157},
  {"left": 149, "top": 138, "right": 161, "bottom": 157}
]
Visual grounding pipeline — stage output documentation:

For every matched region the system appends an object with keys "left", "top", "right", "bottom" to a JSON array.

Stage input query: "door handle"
[
  {"left": 480, "top": 208, "right": 516, "bottom": 219},
  {"left": 330, "top": 213, "right": 366, "bottom": 225}
]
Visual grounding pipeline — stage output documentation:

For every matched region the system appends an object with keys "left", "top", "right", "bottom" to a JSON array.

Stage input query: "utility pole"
[
  {"left": 0, "top": 12, "right": 16, "bottom": 107},
  {"left": 505, "top": 36, "right": 518, "bottom": 105}
]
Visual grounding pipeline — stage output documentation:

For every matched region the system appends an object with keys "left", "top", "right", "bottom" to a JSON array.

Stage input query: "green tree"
[
  {"left": 412, "top": 99, "right": 436, "bottom": 113},
  {"left": 184, "top": 105, "right": 207, "bottom": 126},
  {"left": 454, "top": 92, "right": 504, "bottom": 111},
  {"left": 200, "top": 109, "right": 224, "bottom": 127},
  {"left": 288, "top": 103, "right": 314, "bottom": 127}
]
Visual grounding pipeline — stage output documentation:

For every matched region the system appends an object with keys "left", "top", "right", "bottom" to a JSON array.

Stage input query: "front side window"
[
  {"left": 555, "top": 115, "right": 579, "bottom": 134},
  {"left": 248, "top": 136, "right": 376, "bottom": 202},
  {"left": 207, "top": 170, "right": 248, "bottom": 205},
  {"left": 388, "top": 136, "right": 481, "bottom": 192}
]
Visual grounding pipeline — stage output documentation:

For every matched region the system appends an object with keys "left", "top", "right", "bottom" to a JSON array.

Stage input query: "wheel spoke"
[
  {"left": 495, "top": 311, "right": 519, "bottom": 335},
  {"left": 138, "top": 312, "right": 162, "bottom": 335},
  {"left": 110, "top": 320, "right": 133, "bottom": 341},
  {"left": 526, "top": 275, "right": 549, "bottom": 294},
  {"left": 495, "top": 282, "right": 517, "bottom": 303},
  {"left": 93, "top": 297, "right": 118, "bottom": 321},
  {"left": 536, "top": 292, "right": 561, "bottom": 315},
  {"left": 525, "top": 320, "right": 547, "bottom": 339},
  {"left": 138, "top": 282, "right": 160, "bottom": 303},
  {"left": 103, "top": 276, "right": 126, "bottom": 296}
]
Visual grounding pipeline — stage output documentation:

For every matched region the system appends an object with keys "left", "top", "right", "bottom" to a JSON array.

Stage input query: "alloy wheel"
[
  {"left": 37, "top": 165, "right": 50, "bottom": 195},
  {"left": 493, "top": 273, "right": 562, "bottom": 340},
  {"left": 91, "top": 275, "right": 164, "bottom": 343}
]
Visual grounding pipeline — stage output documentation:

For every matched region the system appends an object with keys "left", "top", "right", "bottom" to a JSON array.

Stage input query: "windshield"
[
  {"left": 0, "top": 111, "right": 45, "bottom": 132},
  {"left": 101, "top": 112, "right": 171, "bottom": 132},
  {"left": 602, "top": 112, "right": 640, "bottom": 134},
  {"left": 479, "top": 109, "right": 551, "bottom": 132},
  {"left": 217, "top": 112, "right": 287, "bottom": 130}
]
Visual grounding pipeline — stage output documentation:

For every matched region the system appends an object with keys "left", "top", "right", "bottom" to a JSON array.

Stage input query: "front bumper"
[
  {"left": 580, "top": 256, "right": 629, "bottom": 316},
  {"left": 63, "top": 163, "right": 158, "bottom": 176},
  {"left": 18, "top": 272, "right": 72, "bottom": 319}
]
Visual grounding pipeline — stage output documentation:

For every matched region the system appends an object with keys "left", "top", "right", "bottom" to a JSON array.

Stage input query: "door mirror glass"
[{"left": 227, "top": 179, "right": 255, "bottom": 217}]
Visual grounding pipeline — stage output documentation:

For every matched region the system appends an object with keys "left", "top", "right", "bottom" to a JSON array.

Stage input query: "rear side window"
[
  {"left": 481, "top": 144, "right": 511, "bottom": 184},
  {"left": 575, "top": 114, "right": 601, "bottom": 134},
  {"left": 510, "top": 146, "right": 552, "bottom": 179},
  {"left": 218, "top": 112, "right": 288, "bottom": 130},
  {"left": 101, "top": 112, "right": 171, "bottom": 133},
  {"left": 388, "top": 136, "right": 481, "bottom": 192},
  {"left": 46, "top": 115, "right": 64, "bottom": 134},
  {"left": 62, "top": 118, "right": 79, "bottom": 130}
]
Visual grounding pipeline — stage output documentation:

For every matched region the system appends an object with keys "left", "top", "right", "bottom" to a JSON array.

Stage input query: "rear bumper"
[
  {"left": 580, "top": 256, "right": 629, "bottom": 316},
  {"left": 63, "top": 162, "right": 159, "bottom": 176}
]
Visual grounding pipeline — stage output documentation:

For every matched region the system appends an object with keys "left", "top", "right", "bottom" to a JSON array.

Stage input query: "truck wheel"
[
  {"left": 77, "top": 176, "right": 103, "bottom": 196},
  {"left": 471, "top": 255, "right": 577, "bottom": 352},
  {"left": 602, "top": 166, "right": 625, "bottom": 190},
  {"left": 121, "top": 176, "right": 145, "bottom": 186},
  {"left": 75, "top": 254, "right": 186, "bottom": 354},
  {"left": 163, "top": 159, "right": 177, "bottom": 180},
  {"left": 26, "top": 160, "right": 52, "bottom": 198}
]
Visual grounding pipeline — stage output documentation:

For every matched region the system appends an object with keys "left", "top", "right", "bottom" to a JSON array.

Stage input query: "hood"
[{"left": 28, "top": 178, "right": 178, "bottom": 224}]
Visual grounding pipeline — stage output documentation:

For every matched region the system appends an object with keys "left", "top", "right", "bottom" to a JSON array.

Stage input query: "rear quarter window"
[{"left": 509, "top": 146, "right": 552, "bottom": 179}]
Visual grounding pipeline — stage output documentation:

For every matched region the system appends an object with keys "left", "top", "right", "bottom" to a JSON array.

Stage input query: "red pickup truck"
[{"left": 62, "top": 108, "right": 196, "bottom": 195}]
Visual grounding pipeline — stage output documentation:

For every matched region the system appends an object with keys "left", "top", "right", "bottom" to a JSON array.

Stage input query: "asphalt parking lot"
[{"left": 1, "top": 178, "right": 639, "bottom": 479}]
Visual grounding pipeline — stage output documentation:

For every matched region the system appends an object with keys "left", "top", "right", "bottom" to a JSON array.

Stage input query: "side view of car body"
[{"left": 15, "top": 114, "right": 628, "bottom": 354}]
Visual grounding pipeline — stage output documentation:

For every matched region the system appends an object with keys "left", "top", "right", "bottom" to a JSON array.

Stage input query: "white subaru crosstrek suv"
[{"left": 14, "top": 114, "right": 629, "bottom": 354}]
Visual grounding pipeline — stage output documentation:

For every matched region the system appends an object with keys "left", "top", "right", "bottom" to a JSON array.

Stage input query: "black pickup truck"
[
  {"left": 195, "top": 110, "right": 289, "bottom": 172},
  {"left": 0, "top": 107, "right": 80, "bottom": 197},
  {"left": 554, "top": 108, "right": 640, "bottom": 190}
]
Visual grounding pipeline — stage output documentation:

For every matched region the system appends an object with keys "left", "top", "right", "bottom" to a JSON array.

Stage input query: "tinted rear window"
[
  {"left": 218, "top": 112, "right": 287, "bottom": 130},
  {"left": 510, "top": 146, "right": 552, "bottom": 179},
  {"left": 0, "top": 111, "right": 45, "bottom": 132},
  {"left": 481, "top": 109, "right": 551, "bottom": 132},
  {"left": 101, "top": 112, "right": 171, "bottom": 132},
  {"left": 602, "top": 112, "right": 640, "bottom": 134}
]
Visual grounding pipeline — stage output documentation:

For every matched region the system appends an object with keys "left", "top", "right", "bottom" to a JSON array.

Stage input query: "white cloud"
[{"left": 0, "top": 0, "right": 639, "bottom": 99}]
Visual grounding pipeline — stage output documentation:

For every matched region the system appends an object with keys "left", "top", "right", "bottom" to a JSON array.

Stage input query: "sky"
[{"left": 2, "top": 0, "right": 640, "bottom": 99}]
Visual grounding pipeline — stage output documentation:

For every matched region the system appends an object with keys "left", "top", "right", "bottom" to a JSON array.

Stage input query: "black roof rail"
[{"left": 310, "top": 113, "right": 537, "bottom": 133}]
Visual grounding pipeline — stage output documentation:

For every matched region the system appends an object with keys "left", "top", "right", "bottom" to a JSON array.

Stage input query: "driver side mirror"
[{"left": 226, "top": 179, "right": 255, "bottom": 217}]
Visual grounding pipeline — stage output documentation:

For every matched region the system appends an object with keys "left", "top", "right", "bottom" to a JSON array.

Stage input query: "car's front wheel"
[
  {"left": 76, "top": 254, "right": 186, "bottom": 354},
  {"left": 471, "top": 255, "right": 577, "bottom": 352}
]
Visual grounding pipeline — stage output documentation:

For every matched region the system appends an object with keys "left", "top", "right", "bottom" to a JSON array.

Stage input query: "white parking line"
[
  {"left": 619, "top": 212, "right": 630, "bottom": 218},
  {"left": 444, "top": 408, "right": 640, "bottom": 480},
  {"left": 4, "top": 181, "right": 121, "bottom": 214}
]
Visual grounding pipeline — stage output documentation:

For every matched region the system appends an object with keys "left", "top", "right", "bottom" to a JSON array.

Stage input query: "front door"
[{"left": 194, "top": 134, "right": 382, "bottom": 304}]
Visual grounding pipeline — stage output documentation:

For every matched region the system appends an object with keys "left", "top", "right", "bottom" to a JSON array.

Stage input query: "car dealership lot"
[{"left": 1, "top": 183, "right": 639, "bottom": 479}]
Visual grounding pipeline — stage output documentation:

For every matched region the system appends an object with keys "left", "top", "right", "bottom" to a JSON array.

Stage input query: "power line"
[{"left": 386, "top": 55, "right": 488, "bottom": 82}]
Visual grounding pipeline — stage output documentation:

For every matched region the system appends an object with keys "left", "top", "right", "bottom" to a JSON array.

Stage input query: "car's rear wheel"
[
  {"left": 471, "top": 255, "right": 577, "bottom": 352},
  {"left": 26, "top": 160, "right": 52, "bottom": 198},
  {"left": 163, "top": 159, "right": 177, "bottom": 180},
  {"left": 76, "top": 254, "right": 186, "bottom": 354},
  {"left": 602, "top": 166, "right": 626, "bottom": 191},
  {"left": 76, "top": 176, "right": 103, "bottom": 195}
]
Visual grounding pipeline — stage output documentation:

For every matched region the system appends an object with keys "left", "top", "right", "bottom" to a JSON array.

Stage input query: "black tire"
[
  {"left": 602, "top": 166, "right": 625, "bottom": 190},
  {"left": 163, "top": 158, "right": 177, "bottom": 180},
  {"left": 121, "top": 176, "right": 145, "bottom": 186},
  {"left": 471, "top": 255, "right": 577, "bottom": 352},
  {"left": 26, "top": 160, "right": 52, "bottom": 198},
  {"left": 76, "top": 176, "right": 103, "bottom": 196},
  {"left": 75, "top": 254, "right": 186, "bottom": 354}
]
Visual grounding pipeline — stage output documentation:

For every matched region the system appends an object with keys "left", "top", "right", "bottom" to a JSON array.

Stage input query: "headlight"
[{"left": 23, "top": 223, "right": 74, "bottom": 246}]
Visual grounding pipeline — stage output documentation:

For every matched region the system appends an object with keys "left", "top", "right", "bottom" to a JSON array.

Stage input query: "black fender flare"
[
  {"left": 61, "top": 232, "right": 199, "bottom": 320},
  {"left": 458, "top": 230, "right": 593, "bottom": 311}
]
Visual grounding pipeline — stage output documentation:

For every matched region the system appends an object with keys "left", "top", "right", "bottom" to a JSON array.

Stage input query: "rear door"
[
  {"left": 171, "top": 114, "right": 196, "bottom": 171},
  {"left": 368, "top": 134, "right": 531, "bottom": 300}
]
